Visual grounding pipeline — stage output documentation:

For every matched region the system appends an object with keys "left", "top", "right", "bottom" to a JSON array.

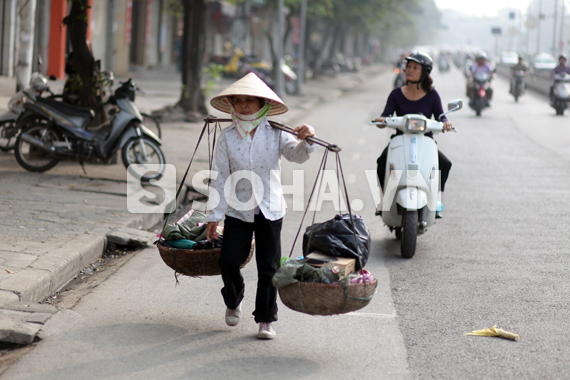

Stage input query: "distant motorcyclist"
[
  {"left": 467, "top": 52, "right": 494, "bottom": 105},
  {"left": 393, "top": 53, "right": 408, "bottom": 88},
  {"left": 550, "top": 54, "right": 570, "bottom": 98},
  {"left": 510, "top": 55, "right": 528, "bottom": 94},
  {"left": 463, "top": 52, "right": 474, "bottom": 78},
  {"left": 552, "top": 54, "right": 570, "bottom": 75}
]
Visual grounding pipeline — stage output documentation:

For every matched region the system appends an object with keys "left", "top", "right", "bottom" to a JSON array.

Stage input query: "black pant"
[
  {"left": 376, "top": 144, "right": 452, "bottom": 192},
  {"left": 219, "top": 213, "right": 282, "bottom": 323}
]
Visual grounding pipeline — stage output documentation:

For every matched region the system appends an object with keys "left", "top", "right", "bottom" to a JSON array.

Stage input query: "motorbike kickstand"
[{"left": 79, "top": 161, "right": 87, "bottom": 175}]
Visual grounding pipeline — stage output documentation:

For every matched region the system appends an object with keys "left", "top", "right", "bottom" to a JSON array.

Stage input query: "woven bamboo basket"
[
  {"left": 157, "top": 240, "right": 254, "bottom": 277},
  {"left": 278, "top": 279, "right": 377, "bottom": 316}
]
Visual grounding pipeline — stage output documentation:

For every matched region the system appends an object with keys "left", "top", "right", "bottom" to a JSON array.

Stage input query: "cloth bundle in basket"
[
  {"left": 158, "top": 209, "right": 255, "bottom": 277},
  {"left": 273, "top": 258, "right": 376, "bottom": 315},
  {"left": 157, "top": 240, "right": 254, "bottom": 277}
]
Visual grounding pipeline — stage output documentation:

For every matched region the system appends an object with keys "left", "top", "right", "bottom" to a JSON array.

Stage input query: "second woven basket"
[
  {"left": 157, "top": 240, "right": 254, "bottom": 277},
  {"left": 278, "top": 279, "right": 377, "bottom": 316}
]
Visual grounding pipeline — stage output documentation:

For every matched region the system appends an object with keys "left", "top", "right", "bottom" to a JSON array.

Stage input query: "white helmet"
[{"left": 28, "top": 73, "right": 49, "bottom": 92}]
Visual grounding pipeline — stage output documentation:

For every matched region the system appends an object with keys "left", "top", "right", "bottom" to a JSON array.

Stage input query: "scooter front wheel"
[
  {"left": 141, "top": 113, "right": 162, "bottom": 139},
  {"left": 121, "top": 136, "right": 166, "bottom": 182},
  {"left": 401, "top": 210, "right": 418, "bottom": 259}
]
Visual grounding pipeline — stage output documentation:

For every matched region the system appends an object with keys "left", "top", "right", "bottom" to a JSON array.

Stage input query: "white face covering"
[{"left": 230, "top": 103, "right": 272, "bottom": 139}]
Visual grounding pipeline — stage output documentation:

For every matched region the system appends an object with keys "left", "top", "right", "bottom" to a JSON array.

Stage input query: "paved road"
[{"left": 3, "top": 66, "right": 570, "bottom": 379}]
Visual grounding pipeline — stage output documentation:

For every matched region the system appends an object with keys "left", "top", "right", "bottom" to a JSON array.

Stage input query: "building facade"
[{"left": 0, "top": 0, "right": 245, "bottom": 80}]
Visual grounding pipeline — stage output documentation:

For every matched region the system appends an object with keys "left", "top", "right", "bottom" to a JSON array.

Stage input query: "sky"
[{"left": 434, "top": 0, "right": 533, "bottom": 18}]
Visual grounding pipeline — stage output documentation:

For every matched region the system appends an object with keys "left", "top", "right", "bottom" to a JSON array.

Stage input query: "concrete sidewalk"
[{"left": 0, "top": 63, "right": 386, "bottom": 344}]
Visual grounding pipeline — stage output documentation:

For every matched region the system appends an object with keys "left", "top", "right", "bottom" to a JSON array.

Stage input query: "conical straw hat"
[{"left": 210, "top": 72, "right": 288, "bottom": 116}]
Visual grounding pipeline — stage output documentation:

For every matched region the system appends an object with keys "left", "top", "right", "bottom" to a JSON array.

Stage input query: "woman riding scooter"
[{"left": 375, "top": 52, "right": 453, "bottom": 217}]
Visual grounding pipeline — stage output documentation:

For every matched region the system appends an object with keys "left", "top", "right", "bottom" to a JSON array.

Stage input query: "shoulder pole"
[{"left": 205, "top": 116, "right": 342, "bottom": 152}]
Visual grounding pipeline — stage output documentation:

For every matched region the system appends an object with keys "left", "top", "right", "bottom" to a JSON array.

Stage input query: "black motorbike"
[
  {"left": 13, "top": 79, "right": 165, "bottom": 181},
  {"left": 468, "top": 72, "right": 492, "bottom": 116},
  {"left": 510, "top": 70, "right": 526, "bottom": 102}
]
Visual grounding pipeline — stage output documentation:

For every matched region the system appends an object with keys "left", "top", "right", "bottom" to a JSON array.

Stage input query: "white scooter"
[
  {"left": 550, "top": 73, "right": 570, "bottom": 115},
  {"left": 371, "top": 99, "right": 462, "bottom": 258}
]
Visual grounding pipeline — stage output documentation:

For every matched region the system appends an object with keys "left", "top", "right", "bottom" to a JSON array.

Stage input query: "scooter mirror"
[
  {"left": 438, "top": 99, "right": 463, "bottom": 119},
  {"left": 448, "top": 99, "right": 462, "bottom": 111}
]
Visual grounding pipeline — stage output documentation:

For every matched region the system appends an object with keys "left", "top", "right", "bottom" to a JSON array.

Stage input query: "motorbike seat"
[{"left": 36, "top": 97, "right": 95, "bottom": 120}]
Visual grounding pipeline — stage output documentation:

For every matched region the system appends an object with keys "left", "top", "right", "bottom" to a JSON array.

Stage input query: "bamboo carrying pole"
[{"left": 205, "top": 116, "right": 342, "bottom": 152}]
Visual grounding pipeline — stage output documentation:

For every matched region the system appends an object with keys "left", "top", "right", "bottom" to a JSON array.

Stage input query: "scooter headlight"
[{"left": 406, "top": 119, "right": 426, "bottom": 132}]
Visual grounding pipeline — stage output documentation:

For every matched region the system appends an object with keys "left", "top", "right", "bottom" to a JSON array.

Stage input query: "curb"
[{"left": 0, "top": 184, "right": 189, "bottom": 307}]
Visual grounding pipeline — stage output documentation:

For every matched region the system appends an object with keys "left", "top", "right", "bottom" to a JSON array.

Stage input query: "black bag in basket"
[{"left": 302, "top": 213, "right": 370, "bottom": 270}]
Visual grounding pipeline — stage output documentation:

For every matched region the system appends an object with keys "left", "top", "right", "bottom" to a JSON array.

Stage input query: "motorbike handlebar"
[
  {"left": 369, "top": 120, "right": 457, "bottom": 133},
  {"left": 370, "top": 121, "right": 387, "bottom": 128}
]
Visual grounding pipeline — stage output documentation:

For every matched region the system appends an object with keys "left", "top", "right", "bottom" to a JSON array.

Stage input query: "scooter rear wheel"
[
  {"left": 14, "top": 123, "right": 61, "bottom": 172},
  {"left": 401, "top": 210, "right": 418, "bottom": 259},
  {"left": 0, "top": 120, "right": 18, "bottom": 152}
]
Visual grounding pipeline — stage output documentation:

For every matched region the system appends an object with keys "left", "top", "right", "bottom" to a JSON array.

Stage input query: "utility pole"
[
  {"left": 553, "top": 0, "right": 559, "bottom": 55},
  {"left": 537, "top": 0, "right": 543, "bottom": 53},
  {"left": 526, "top": 4, "right": 531, "bottom": 53},
  {"left": 16, "top": 0, "right": 37, "bottom": 91},
  {"left": 295, "top": 0, "right": 307, "bottom": 94},
  {"left": 275, "top": 0, "right": 284, "bottom": 97},
  {"left": 560, "top": 0, "right": 566, "bottom": 55}
]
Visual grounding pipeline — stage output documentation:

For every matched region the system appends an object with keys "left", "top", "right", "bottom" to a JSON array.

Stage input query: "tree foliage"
[
  {"left": 162, "top": 0, "right": 434, "bottom": 119},
  {"left": 256, "top": 0, "right": 427, "bottom": 77}
]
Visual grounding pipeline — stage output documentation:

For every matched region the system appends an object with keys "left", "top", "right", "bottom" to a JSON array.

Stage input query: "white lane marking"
[
  {"left": 346, "top": 312, "right": 397, "bottom": 318},
  {"left": 347, "top": 174, "right": 356, "bottom": 184},
  {"left": 358, "top": 138, "right": 366, "bottom": 145},
  {"left": 352, "top": 153, "right": 361, "bottom": 160}
]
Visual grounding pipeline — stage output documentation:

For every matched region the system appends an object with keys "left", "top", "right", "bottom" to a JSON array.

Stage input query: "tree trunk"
[
  {"left": 263, "top": 3, "right": 278, "bottom": 78},
  {"left": 327, "top": 25, "right": 341, "bottom": 60},
  {"left": 309, "top": 23, "right": 333, "bottom": 78},
  {"left": 177, "top": 0, "right": 208, "bottom": 118},
  {"left": 63, "top": 0, "right": 100, "bottom": 109}
]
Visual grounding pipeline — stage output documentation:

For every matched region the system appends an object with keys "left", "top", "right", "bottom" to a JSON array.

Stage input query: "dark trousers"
[
  {"left": 219, "top": 213, "right": 282, "bottom": 323},
  {"left": 376, "top": 145, "right": 452, "bottom": 192}
]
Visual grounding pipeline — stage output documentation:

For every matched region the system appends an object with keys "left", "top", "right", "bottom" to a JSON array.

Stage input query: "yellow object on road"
[{"left": 464, "top": 325, "right": 519, "bottom": 341}]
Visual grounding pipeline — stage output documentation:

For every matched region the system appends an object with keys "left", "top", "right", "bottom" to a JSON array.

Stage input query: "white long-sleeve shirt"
[{"left": 205, "top": 119, "right": 315, "bottom": 223}]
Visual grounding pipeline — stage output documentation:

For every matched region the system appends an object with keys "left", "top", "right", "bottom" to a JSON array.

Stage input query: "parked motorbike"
[
  {"left": 550, "top": 73, "right": 570, "bottom": 115},
  {"left": 370, "top": 99, "right": 462, "bottom": 258},
  {"left": 332, "top": 53, "right": 361, "bottom": 73},
  {"left": 61, "top": 70, "right": 162, "bottom": 139},
  {"left": 13, "top": 78, "right": 165, "bottom": 181},
  {"left": 510, "top": 70, "right": 526, "bottom": 102},
  {"left": 318, "top": 59, "right": 341, "bottom": 77},
  {"left": 245, "top": 62, "right": 298, "bottom": 95},
  {"left": 223, "top": 48, "right": 271, "bottom": 78},
  {"left": 0, "top": 73, "right": 53, "bottom": 152},
  {"left": 469, "top": 72, "right": 491, "bottom": 116}
]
